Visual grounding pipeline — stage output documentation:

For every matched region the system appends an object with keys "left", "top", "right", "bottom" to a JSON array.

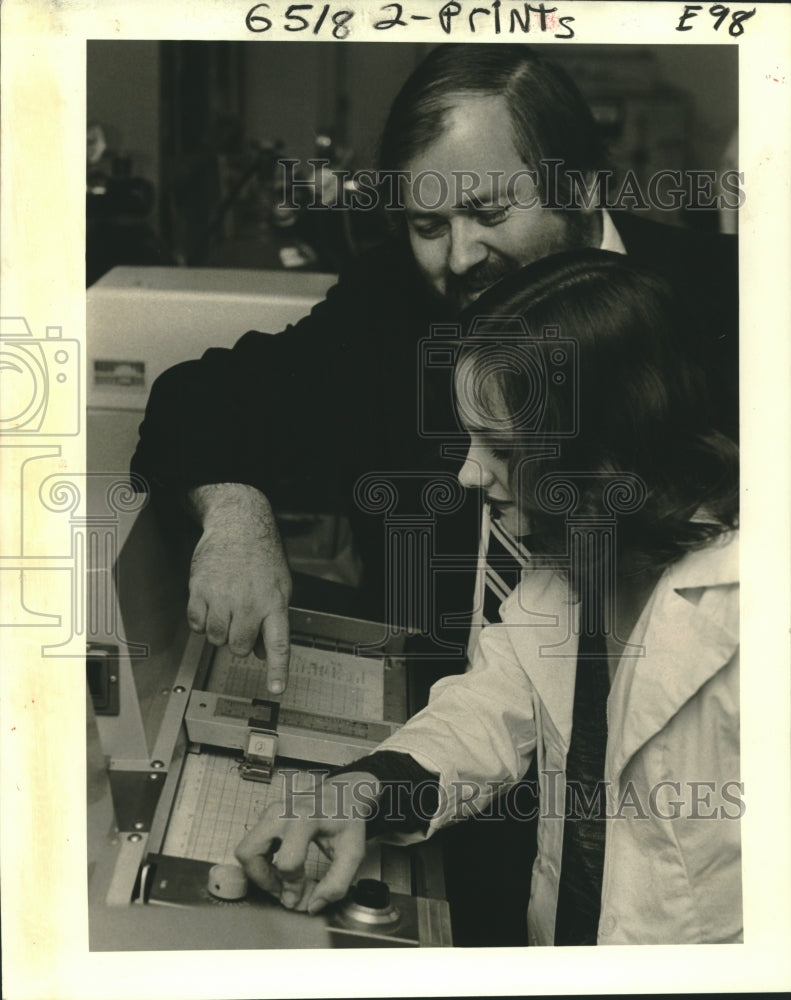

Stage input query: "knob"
[
  {"left": 207, "top": 863, "right": 248, "bottom": 901},
  {"left": 351, "top": 878, "right": 391, "bottom": 911},
  {"left": 339, "top": 879, "right": 400, "bottom": 927}
]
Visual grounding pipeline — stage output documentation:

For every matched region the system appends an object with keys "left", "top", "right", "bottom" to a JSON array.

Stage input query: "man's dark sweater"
[{"left": 133, "top": 213, "right": 738, "bottom": 645}]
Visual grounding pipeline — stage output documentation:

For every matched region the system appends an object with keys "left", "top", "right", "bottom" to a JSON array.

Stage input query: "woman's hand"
[{"left": 235, "top": 772, "right": 380, "bottom": 914}]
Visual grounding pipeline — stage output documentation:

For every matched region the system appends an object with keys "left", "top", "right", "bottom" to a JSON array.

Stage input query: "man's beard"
[
  {"left": 444, "top": 252, "right": 520, "bottom": 311},
  {"left": 435, "top": 213, "right": 597, "bottom": 312}
]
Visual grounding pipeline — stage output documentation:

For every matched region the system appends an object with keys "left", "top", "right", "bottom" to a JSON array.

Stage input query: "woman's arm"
[
  {"left": 374, "top": 621, "right": 538, "bottom": 832},
  {"left": 235, "top": 620, "right": 537, "bottom": 912}
]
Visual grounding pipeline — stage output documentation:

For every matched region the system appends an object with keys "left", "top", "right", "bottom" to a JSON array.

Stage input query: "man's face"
[{"left": 403, "top": 95, "right": 583, "bottom": 311}]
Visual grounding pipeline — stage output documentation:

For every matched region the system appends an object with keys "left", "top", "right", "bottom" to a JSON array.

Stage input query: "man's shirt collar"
[{"left": 600, "top": 210, "right": 627, "bottom": 255}]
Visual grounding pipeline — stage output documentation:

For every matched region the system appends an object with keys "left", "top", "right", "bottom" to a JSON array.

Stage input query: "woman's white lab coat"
[{"left": 378, "top": 531, "right": 741, "bottom": 945}]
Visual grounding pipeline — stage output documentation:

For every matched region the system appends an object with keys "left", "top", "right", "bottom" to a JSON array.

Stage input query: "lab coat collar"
[
  {"left": 663, "top": 527, "right": 739, "bottom": 592},
  {"left": 607, "top": 531, "right": 739, "bottom": 782},
  {"left": 502, "top": 531, "right": 739, "bottom": 772}
]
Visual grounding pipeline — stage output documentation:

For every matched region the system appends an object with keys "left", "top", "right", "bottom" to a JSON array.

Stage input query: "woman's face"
[{"left": 454, "top": 357, "right": 529, "bottom": 537}]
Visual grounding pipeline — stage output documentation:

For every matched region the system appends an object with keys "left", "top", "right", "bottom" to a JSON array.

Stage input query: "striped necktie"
[{"left": 482, "top": 513, "right": 532, "bottom": 624}]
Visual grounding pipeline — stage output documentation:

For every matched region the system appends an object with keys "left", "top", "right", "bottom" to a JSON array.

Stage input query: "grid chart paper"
[
  {"left": 162, "top": 752, "right": 381, "bottom": 882},
  {"left": 209, "top": 643, "right": 386, "bottom": 722}
]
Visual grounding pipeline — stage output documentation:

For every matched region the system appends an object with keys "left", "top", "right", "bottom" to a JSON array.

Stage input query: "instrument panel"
[{"left": 87, "top": 607, "right": 451, "bottom": 949}]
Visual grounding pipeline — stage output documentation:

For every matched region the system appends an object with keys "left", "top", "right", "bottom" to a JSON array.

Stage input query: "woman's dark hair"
[
  {"left": 379, "top": 44, "right": 605, "bottom": 207},
  {"left": 457, "top": 249, "right": 739, "bottom": 584}
]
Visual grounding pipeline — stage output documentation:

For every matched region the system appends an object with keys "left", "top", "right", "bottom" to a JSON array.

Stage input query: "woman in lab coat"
[{"left": 236, "top": 249, "right": 741, "bottom": 945}]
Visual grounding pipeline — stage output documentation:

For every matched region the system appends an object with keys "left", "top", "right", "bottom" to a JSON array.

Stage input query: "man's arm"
[
  {"left": 131, "top": 239, "right": 419, "bottom": 691},
  {"left": 132, "top": 279, "right": 362, "bottom": 693},
  {"left": 186, "top": 483, "right": 292, "bottom": 693}
]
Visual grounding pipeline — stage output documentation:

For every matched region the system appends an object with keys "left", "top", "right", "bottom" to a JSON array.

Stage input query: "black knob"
[{"left": 351, "top": 878, "right": 391, "bottom": 910}]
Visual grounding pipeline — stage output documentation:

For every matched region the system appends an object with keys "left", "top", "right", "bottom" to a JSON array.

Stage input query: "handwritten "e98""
[
  {"left": 246, "top": 3, "right": 355, "bottom": 38},
  {"left": 676, "top": 4, "right": 756, "bottom": 36}
]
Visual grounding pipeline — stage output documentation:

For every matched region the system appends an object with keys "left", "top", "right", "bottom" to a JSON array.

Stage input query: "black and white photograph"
[{"left": 2, "top": 2, "right": 790, "bottom": 998}]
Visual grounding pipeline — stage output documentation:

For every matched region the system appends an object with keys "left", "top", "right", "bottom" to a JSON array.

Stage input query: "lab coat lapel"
[
  {"left": 606, "top": 534, "right": 739, "bottom": 784},
  {"left": 506, "top": 570, "right": 579, "bottom": 751}
]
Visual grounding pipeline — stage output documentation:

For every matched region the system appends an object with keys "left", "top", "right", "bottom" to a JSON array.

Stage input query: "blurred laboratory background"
[{"left": 86, "top": 40, "right": 738, "bottom": 286}]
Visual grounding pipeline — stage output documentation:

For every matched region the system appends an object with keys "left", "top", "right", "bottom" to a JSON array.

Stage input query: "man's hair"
[
  {"left": 379, "top": 44, "right": 605, "bottom": 205},
  {"left": 457, "top": 250, "right": 739, "bottom": 583}
]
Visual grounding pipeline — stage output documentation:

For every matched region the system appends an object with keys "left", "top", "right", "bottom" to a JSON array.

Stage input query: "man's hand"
[
  {"left": 235, "top": 773, "right": 379, "bottom": 914},
  {"left": 186, "top": 483, "right": 292, "bottom": 694}
]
